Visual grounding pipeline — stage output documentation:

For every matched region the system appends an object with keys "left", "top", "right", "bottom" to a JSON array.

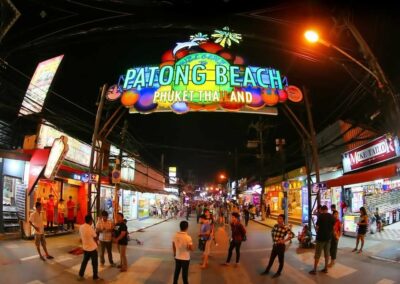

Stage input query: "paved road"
[{"left": 0, "top": 217, "right": 399, "bottom": 284}]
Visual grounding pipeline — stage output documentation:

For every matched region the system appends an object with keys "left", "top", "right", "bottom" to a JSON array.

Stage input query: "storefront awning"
[
  {"left": 326, "top": 162, "right": 399, "bottom": 188},
  {"left": 120, "top": 182, "right": 168, "bottom": 195}
]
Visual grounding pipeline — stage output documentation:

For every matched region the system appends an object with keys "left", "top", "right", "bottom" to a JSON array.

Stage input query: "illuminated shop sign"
[
  {"left": 44, "top": 136, "right": 69, "bottom": 180},
  {"left": 169, "top": 166, "right": 177, "bottom": 184},
  {"left": 342, "top": 134, "right": 400, "bottom": 173},
  {"left": 19, "top": 55, "right": 64, "bottom": 116},
  {"left": 108, "top": 27, "right": 303, "bottom": 114},
  {"left": 37, "top": 123, "right": 92, "bottom": 167}
]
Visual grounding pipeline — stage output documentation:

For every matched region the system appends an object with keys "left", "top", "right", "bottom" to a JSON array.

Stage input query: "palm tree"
[{"left": 211, "top": 26, "right": 242, "bottom": 48}]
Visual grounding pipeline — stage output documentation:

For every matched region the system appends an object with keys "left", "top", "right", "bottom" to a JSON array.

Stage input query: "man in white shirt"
[
  {"left": 172, "top": 221, "right": 193, "bottom": 284},
  {"left": 78, "top": 215, "right": 101, "bottom": 281},
  {"left": 29, "top": 202, "right": 54, "bottom": 261},
  {"left": 96, "top": 210, "right": 115, "bottom": 267}
]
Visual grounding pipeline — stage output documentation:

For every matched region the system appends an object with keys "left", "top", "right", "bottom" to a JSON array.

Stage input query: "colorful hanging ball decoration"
[
  {"left": 261, "top": 88, "right": 279, "bottom": 106},
  {"left": 285, "top": 85, "right": 303, "bottom": 103},
  {"left": 106, "top": 85, "right": 122, "bottom": 101},
  {"left": 245, "top": 87, "right": 265, "bottom": 109},
  {"left": 121, "top": 89, "right": 139, "bottom": 107},
  {"left": 278, "top": 89, "right": 288, "bottom": 103},
  {"left": 133, "top": 87, "right": 158, "bottom": 113},
  {"left": 171, "top": 102, "right": 190, "bottom": 114}
]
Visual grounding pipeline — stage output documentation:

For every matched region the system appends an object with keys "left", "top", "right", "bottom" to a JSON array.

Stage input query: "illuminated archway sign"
[{"left": 108, "top": 27, "right": 303, "bottom": 115}]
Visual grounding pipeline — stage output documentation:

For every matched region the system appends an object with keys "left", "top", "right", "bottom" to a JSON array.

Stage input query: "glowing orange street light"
[
  {"left": 304, "top": 30, "right": 319, "bottom": 43},
  {"left": 219, "top": 174, "right": 226, "bottom": 180},
  {"left": 304, "top": 29, "right": 382, "bottom": 87}
]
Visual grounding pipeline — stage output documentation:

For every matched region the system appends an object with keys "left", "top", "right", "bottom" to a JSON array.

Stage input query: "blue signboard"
[{"left": 302, "top": 186, "right": 309, "bottom": 223}]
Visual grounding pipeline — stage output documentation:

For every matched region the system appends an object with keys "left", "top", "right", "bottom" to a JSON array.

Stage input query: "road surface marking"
[
  {"left": 109, "top": 256, "right": 163, "bottom": 284},
  {"left": 376, "top": 279, "right": 396, "bottom": 284},
  {"left": 21, "top": 255, "right": 39, "bottom": 261}
]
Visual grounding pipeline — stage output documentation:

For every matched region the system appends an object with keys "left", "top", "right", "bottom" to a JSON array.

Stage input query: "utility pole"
[
  {"left": 345, "top": 21, "right": 400, "bottom": 123},
  {"left": 276, "top": 138, "right": 288, "bottom": 224},
  {"left": 114, "top": 119, "right": 128, "bottom": 223}
]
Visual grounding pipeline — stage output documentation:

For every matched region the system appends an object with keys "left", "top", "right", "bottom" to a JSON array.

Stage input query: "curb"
[
  {"left": 128, "top": 218, "right": 171, "bottom": 234},
  {"left": 251, "top": 219, "right": 274, "bottom": 228}
]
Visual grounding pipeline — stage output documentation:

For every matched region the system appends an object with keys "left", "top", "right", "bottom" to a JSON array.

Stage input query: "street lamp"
[{"left": 304, "top": 30, "right": 384, "bottom": 89}]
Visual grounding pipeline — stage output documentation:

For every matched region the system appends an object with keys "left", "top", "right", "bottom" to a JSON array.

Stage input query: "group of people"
[
  {"left": 35, "top": 195, "right": 76, "bottom": 232},
  {"left": 29, "top": 201, "right": 129, "bottom": 281}
]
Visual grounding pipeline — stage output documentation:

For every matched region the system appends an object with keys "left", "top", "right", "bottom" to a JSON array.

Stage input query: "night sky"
[{"left": 1, "top": 0, "right": 399, "bottom": 184}]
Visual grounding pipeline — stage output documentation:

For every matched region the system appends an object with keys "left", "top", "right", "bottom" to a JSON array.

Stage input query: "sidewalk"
[{"left": 252, "top": 217, "right": 400, "bottom": 263}]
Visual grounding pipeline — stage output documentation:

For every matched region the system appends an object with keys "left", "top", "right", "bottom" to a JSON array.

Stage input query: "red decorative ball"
[
  {"left": 121, "top": 90, "right": 139, "bottom": 107},
  {"left": 278, "top": 89, "right": 288, "bottom": 103},
  {"left": 261, "top": 89, "right": 279, "bottom": 106}
]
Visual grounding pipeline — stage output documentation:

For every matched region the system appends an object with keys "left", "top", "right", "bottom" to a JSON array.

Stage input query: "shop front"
[
  {"left": 264, "top": 167, "right": 306, "bottom": 221},
  {"left": 326, "top": 133, "right": 400, "bottom": 237},
  {"left": 0, "top": 153, "right": 30, "bottom": 233}
]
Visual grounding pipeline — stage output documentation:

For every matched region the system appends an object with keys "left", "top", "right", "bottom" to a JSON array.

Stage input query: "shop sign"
[
  {"left": 342, "top": 134, "right": 400, "bottom": 173},
  {"left": 108, "top": 27, "right": 302, "bottom": 115},
  {"left": 301, "top": 187, "right": 309, "bottom": 223},
  {"left": 27, "top": 149, "right": 51, "bottom": 194},
  {"left": 37, "top": 123, "right": 93, "bottom": 167},
  {"left": 44, "top": 136, "right": 69, "bottom": 180},
  {"left": 312, "top": 182, "right": 327, "bottom": 193},
  {"left": 112, "top": 169, "right": 121, "bottom": 184},
  {"left": 19, "top": 55, "right": 64, "bottom": 116}
]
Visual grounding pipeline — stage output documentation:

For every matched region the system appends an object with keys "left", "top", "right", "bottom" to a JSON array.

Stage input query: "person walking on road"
[
  {"left": 352, "top": 207, "right": 369, "bottom": 253},
  {"left": 199, "top": 215, "right": 212, "bottom": 269},
  {"left": 173, "top": 221, "right": 193, "bottom": 284},
  {"left": 223, "top": 212, "right": 246, "bottom": 266},
  {"left": 29, "top": 202, "right": 54, "bottom": 261},
  {"left": 114, "top": 212, "right": 128, "bottom": 272},
  {"left": 309, "top": 205, "right": 335, "bottom": 275},
  {"left": 328, "top": 210, "right": 341, "bottom": 267},
  {"left": 96, "top": 210, "right": 115, "bottom": 267},
  {"left": 244, "top": 206, "right": 250, "bottom": 227},
  {"left": 261, "top": 214, "right": 292, "bottom": 278},
  {"left": 78, "top": 214, "right": 101, "bottom": 281}
]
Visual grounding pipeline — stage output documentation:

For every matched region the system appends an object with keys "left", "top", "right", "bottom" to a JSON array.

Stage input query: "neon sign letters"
[{"left": 109, "top": 27, "right": 303, "bottom": 114}]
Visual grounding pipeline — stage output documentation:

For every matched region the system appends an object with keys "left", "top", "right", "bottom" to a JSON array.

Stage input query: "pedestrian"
[
  {"left": 198, "top": 215, "right": 212, "bottom": 269},
  {"left": 328, "top": 210, "right": 341, "bottom": 267},
  {"left": 67, "top": 196, "right": 75, "bottom": 230},
  {"left": 261, "top": 214, "right": 292, "bottom": 278},
  {"left": 78, "top": 214, "right": 101, "bottom": 281},
  {"left": 57, "top": 199, "right": 65, "bottom": 231},
  {"left": 46, "top": 194, "right": 55, "bottom": 230},
  {"left": 173, "top": 221, "right": 193, "bottom": 284},
  {"left": 29, "top": 202, "right": 54, "bottom": 261},
  {"left": 352, "top": 207, "right": 368, "bottom": 253},
  {"left": 96, "top": 210, "right": 115, "bottom": 267},
  {"left": 309, "top": 205, "right": 335, "bottom": 275},
  {"left": 266, "top": 204, "right": 271, "bottom": 219},
  {"left": 374, "top": 208, "right": 383, "bottom": 232},
  {"left": 244, "top": 206, "right": 250, "bottom": 227},
  {"left": 186, "top": 205, "right": 191, "bottom": 221},
  {"left": 114, "top": 212, "right": 128, "bottom": 272},
  {"left": 330, "top": 204, "right": 336, "bottom": 213},
  {"left": 223, "top": 212, "right": 246, "bottom": 266}
]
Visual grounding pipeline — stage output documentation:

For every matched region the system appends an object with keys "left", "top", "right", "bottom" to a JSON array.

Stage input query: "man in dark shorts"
[
  {"left": 114, "top": 212, "right": 128, "bottom": 272},
  {"left": 309, "top": 205, "right": 335, "bottom": 275}
]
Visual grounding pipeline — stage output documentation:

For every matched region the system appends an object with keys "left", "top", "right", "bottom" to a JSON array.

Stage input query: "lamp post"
[{"left": 304, "top": 29, "right": 400, "bottom": 121}]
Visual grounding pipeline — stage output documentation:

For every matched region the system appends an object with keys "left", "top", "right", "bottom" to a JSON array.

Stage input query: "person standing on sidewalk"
[
  {"left": 328, "top": 210, "right": 341, "bottom": 267},
  {"left": 173, "top": 221, "right": 193, "bottom": 284},
  {"left": 78, "top": 214, "right": 101, "bottom": 281},
  {"left": 309, "top": 205, "right": 335, "bottom": 275},
  {"left": 223, "top": 212, "right": 246, "bottom": 266},
  {"left": 57, "top": 199, "right": 65, "bottom": 231},
  {"left": 261, "top": 214, "right": 292, "bottom": 278},
  {"left": 114, "top": 212, "right": 128, "bottom": 272},
  {"left": 67, "top": 196, "right": 75, "bottom": 230},
  {"left": 29, "top": 202, "right": 54, "bottom": 261},
  {"left": 96, "top": 210, "right": 115, "bottom": 267},
  {"left": 352, "top": 206, "right": 369, "bottom": 253},
  {"left": 198, "top": 215, "right": 212, "bottom": 269}
]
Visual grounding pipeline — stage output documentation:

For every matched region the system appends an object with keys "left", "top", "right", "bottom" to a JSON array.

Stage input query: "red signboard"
[
  {"left": 342, "top": 134, "right": 400, "bottom": 173},
  {"left": 27, "top": 149, "right": 51, "bottom": 194}
]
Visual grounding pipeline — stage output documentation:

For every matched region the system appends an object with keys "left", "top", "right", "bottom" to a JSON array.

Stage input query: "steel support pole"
[
  {"left": 114, "top": 119, "right": 128, "bottom": 223},
  {"left": 88, "top": 84, "right": 107, "bottom": 217}
]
